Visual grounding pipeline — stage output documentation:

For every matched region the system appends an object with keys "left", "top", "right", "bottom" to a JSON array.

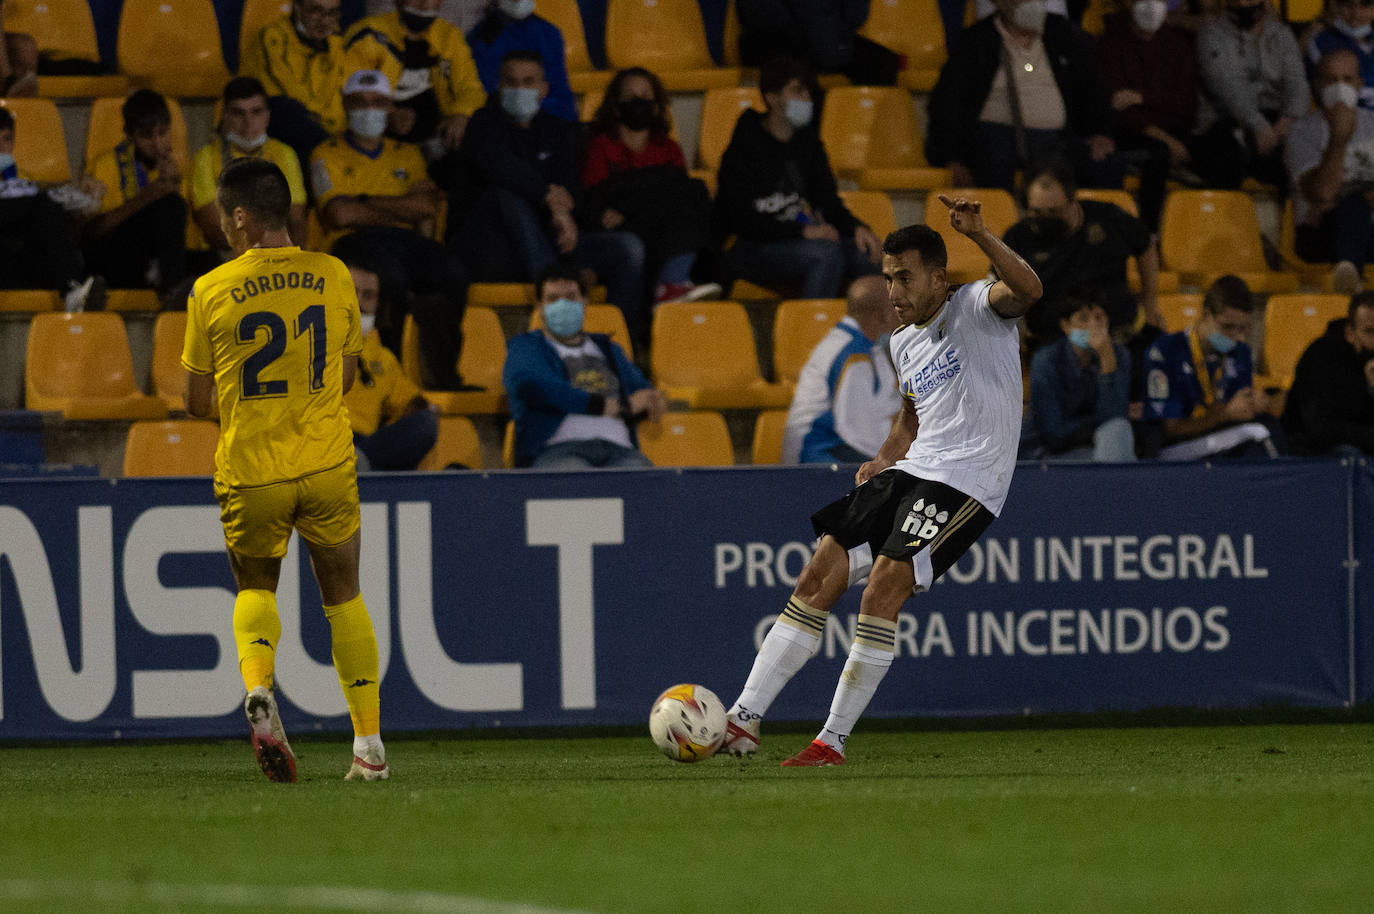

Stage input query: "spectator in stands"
[
  {"left": 341, "top": 258, "right": 439, "bottom": 470},
  {"left": 1144, "top": 274, "right": 1285, "bottom": 459},
  {"left": 83, "top": 89, "right": 186, "bottom": 295},
  {"left": 1021, "top": 293, "right": 1136, "bottom": 461},
  {"left": 1282, "top": 289, "right": 1374, "bottom": 454},
  {"left": 583, "top": 67, "right": 721, "bottom": 308},
  {"left": 0, "top": 107, "right": 104, "bottom": 311},
  {"left": 240, "top": 0, "right": 350, "bottom": 177},
  {"left": 715, "top": 56, "right": 882, "bottom": 300},
  {"left": 781, "top": 275, "right": 901, "bottom": 464},
  {"left": 1304, "top": 0, "right": 1374, "bottom": 109},
  {"left": 445, "top": 51, "right": 648, "bottom": 347},
  {"left": 503, "top": 262, "right": 666, "bottom": 469},
  {"left": 1193, "top": 0, "right": 1308, "bottom": 189},
  {"left": 735, "top": 0, "right": 901, "bottom": 86},
  {"left": 926, "top": 0, "right": 1122, "bottom": 192},
  {"left": 315, "top": 69, "right": 470, "bottom": 390},
  {"left": 345, "top": 0, "right": 486, "bottom": 156},
  {"left": 1003, "top": 160, "right": 1162, "bottom": 349},
  {"left": 466, "top": 0, "right": 576, "bottom": 122},
  {"left": 1095, "top": 0, "right": 1204, "bottom": 230},
  {"left": 0, "top": 0, "right": 36, "bottom": 97},
  {"left": 189, "top": 78, "right": 308, "bottom": 270},
  {"left": 1286, "top": 49, "right": 1374, "bottom": 295}
]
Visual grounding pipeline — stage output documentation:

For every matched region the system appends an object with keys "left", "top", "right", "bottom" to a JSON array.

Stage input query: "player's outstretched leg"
[
  {"left": 245, "top": 685, "right": 297, "bottom": 783},
  {"left": 325, "top": 594, "right": 389, "bottom": 781}
]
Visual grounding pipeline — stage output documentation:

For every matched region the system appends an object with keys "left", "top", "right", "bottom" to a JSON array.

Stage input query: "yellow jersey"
[
  {"left": 343, "top": 11, "right": 485, "bottom": 119},
  {"left": 309, "top": 134, "right": 427, "bottom": 247},
  {"left": 239, "top": 15, "right": 351, "bottom": 135},
  {"left": 344, "top": 331, "right": 422, "bottom": 436},
  {"left": 181, "top": 246, "right": 363, "bottom": 487},
  {"left": 188, "top": 137, "right": 307, "bottom": 250},
  {"left": 87, "top": 142, "right": 177, "bottom": 213}
]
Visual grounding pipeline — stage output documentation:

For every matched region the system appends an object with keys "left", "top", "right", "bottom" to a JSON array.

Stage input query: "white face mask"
[
  {"left": 348, "top": 107, "right": 389, "bottom": 139},
  {"left": 498, "top": 0, "right": 536, "bottom": 18},
  {"left": 0, "top": 152, "right": 14, "bottom": 173},
  {"left": 1010, "top": 0, "right": 1048, "bottom": 33},
  {"left": 1131, "top": 0, "right": 1168, "bottom": 33},
  {"left": 501, "top": 86, "right": 542, "bottom": 121},
  {"left": 225, "top": 130, "right": 269, "bottom": 151},
  {"left": 784, "top": 98, "right": 813, "bottom": 129},
  {"left": 1322, "top": 81, "right": 1361, "bottom": 111},
  {"left": 359, "top": 313, "right": 376, "bottom": 336}
]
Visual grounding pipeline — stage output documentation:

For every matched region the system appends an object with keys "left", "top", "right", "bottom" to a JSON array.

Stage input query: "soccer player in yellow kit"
[{"left": 181, "top": 157, "right": 387, "bottom": 784}]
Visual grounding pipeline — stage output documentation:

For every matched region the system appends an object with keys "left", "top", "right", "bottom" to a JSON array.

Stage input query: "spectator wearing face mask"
[
  {"left": 1306, "top": 0, "right": 1374, "bottom": 109},
  {"left": 1282, "top": 289, "right": 1374, "bottom": 455},
  {"left": 1287, "top": 48, "right": 1374, "bottom": 294},
  {"left": 714, "top": 56, "right": 882, "bottom": 300},
  {"left": 465, "top": 0, "right": 576, "bottom": 122}
]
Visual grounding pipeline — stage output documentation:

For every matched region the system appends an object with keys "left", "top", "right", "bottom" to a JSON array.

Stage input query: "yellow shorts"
[{"left": 214, "top": 458, "right": 361, "bottom": 559}]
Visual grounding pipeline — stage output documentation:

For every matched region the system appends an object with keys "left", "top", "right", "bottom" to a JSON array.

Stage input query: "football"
[{"left": 648, "top": 683, "right": 728, "bottom": 762}]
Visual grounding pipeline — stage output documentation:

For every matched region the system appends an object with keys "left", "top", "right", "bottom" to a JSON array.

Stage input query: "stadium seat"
[
  {"left": 238, "top": 0, "right": 293, "bottom": 69},
  {"left": 1275, "top": 200, "right": 1343, "bottom": 287},
  {"left": 25, "top": 312, "right": 168, "bottom": 419},
  {"left": 150, "top": 310, "right": 189, "bottom": 411},
  {"left": 751, "top": 408, "right": 788, "bottom": 464},
  {"left": 3, "top": 0, "right": 130, "bottom": 96},
  {"left": 604, "top": 0, "right": 741, "bottom": 90},
  {"left": 650, "top": 300, "right": 790, "bottom": 408},
  {"left": 839, "top": 190, "right": 898, "bottom": 239},
  {"left": 538, "top": 0, "right": 612, "bottom": 93},
  {"left": 637, "top": 410, "right": 735, "bottom": 466},
  {"left": 695, "top": 87, "right": 763, "bottom": 176},
  {"left": 0, "top": 98, "right": 70, "bottom": 184},
  {"left": 1255, "top": 293, "right": 1348, "bottom": 391},
  {"left": 1285, "top": 0, "right": 1323, "bottom": 21},
  {"left": 401, "top": 308, "right": 506, "bottom": 414},
  {"left": 417, "top": 415, "right": 483, "bottom": 470},
  {"left": 468, "top": 283, "right": 533, "bottom": 307},
  {"left": 722, "top": 0, "right": 743, "bottom": 66},
  {"left": 857, "top": 0, "right": 946, "bottom": 91},
  {"left": 818, "top": 87, "right": 951, "bottom": 190},
  {"left": 529, "top": 303, "right": 634, "bottom": 358},
  {"left": 502, "top": 419, "right": 515, "bottom": 468},
  {"left": 105, "top": 289, "right": 161, "bottom": 312},
  {"left": 85, "top": 95, "right": 191, "bottom": 172},
  {"left": 1155, "top": 293, "right": 1203, "bottom": 333},
  {"left": 122, "top": 419, "right": 218, "bottom": 476},
  {"left": 772, "top": 298, "right": 846, "bottom": 388},
  {"left": 924, "top": 187, "right": 1019, "bottom": 283},
  {"left": 116, "top": 0, "right": 232, "bottom": 97},
  {"left": 1159, "top": 190, "right": 1299, "bottom": 293},
  {"left": 0, "top": 289, "right": 59, "bottom": 312}
]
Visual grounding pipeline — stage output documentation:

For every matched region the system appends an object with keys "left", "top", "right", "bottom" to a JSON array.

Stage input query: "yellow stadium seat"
[
  {"left": 106, "top": 289, "right": 161, "bottom": 312},
  {"left": 117, "top": 0, "right": 231, "bottom": 97},
  {"left": 751, "top": 408, "right": 788, "bottom": 464},
  {"left": 722, "top": 0, "right": 743, "bottom": 67},
  {"left": 401, "top": 308, "right": 507, "bottom": 414},
  {"left": 604, "top": 0, "right": 741, "bottom": 90},
  {"left": 0, "top": 289, "right": 60, "bottom": 312},
  {"left": 818, "top": 87, "right": 950, "bottom": 189},
  {"left": 839, "top": 190, "right": 897, "bottom": 239},
  {"left": 924, "top": 187, "right": 1019, "bottom": 283},
  {"left": 858, "top": 0, "right": 945, "bottom": 91},
  {"left": 538, "top": 0, "right": 612, "bottom": 93},
  {"left": 1285, "top": 0, "right": 1323, "bottom": 20},
  {"left": 238, "top": 0, "right": 293, "bottom": 69},
  {"left": 468, "top": 282, "right": 534, "bottom": 307},
  {"left": 1256, "top": 293, "right": 1348, "bottom": 391},
  {"left": 697, "top": 87, "right": 762, "bottom": 173},
  {"left": 1159, "top": 190, "right": 1299, "bottom": 293},
  {"left": 85, "top": 95, "right": 191, "bottom": 172},
  {"left": 1155, "top": 293, "right": 1203, "bottom": 333},
  {"left": 26, "top": 313, "right": 168, "bottom": 419},
  {"left": 418, "top": 415, "right": 483, "bottom": 470},
  {"left": 3, "top": 0, "right": 130, "bottom": 96},
  {"left": 123, "top": 419, "right": 219, "bottom": 476},
  {"left": 529, "top": 303, "right": 633, "bottom": 358},
  {"left": 772, "top": 298, "right": 846, "bottom": 387},
  {"left": 650, "top": 300, "right": 790, "bottom": 408},
  {"left": 150, "top": 310, "right": 190, "bottom": 411},
  {"left": 502, "top": 419, "right": 515, "bottom": 468},
  {"left": 0, "top": 98, "right": 70, "bottom": 184},
  {"left": 637, "top": 410, "right": 735, "bottom": 466}
]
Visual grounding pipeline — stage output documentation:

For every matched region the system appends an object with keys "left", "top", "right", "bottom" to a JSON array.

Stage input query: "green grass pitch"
[{"left": 1, "top": 721, "right": 1372, "bottom": 913}]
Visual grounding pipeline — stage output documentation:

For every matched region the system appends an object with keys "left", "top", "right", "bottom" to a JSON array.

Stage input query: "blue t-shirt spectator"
[{"left": 1144, "top": 329, "right": 1255, "bottom": 421}]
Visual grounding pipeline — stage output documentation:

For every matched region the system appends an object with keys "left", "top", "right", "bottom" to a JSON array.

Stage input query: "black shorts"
[{"left": 811, "top": 469, "right": 995, "bottom": 589}]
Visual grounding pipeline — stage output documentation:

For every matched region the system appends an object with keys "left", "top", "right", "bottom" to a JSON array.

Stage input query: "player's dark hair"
[
  {"left": 1349, "top": 290, "right": 1374, "bottom": 322},
  {"left": 217, "top": 157, "right": 292, "bottom": 230},
  {"left": 223, "top": 76, "right": 268, "bottom": 105},
  {"left": 500, "top": 49, "right": 545, "bottom": 72},
  {"left": 1025, "top": 157, "right": 1077, "bottom": 200},
  {"left": 882, "top": 224, "right": 947, "bottom": 269},
  {"left": 1202, "top": 274, "right": 1254, "bottom": 316},
  {"left": 759, "top": 56, "right": 813, "bottom": 101},
  {"left": 0, "top": 107, "right": 14, "bottom": 133},
  {"left": 591, "top": 67, "right": 671, "bottom": 137},
  {"left": 122, "top": 89, "right": 171, "bottom": 137},
  {"left": 536, "top": 262, "right": 586, "bottom": 300}
]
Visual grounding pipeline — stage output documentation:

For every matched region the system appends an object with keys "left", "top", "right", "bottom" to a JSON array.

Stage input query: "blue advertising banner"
[{"left": 0, "top": 460, "right": 1357, "bottom": 741}]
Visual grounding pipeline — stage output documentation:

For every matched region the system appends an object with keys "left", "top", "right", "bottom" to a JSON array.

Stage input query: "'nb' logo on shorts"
[{"left": 901, "top": 498, "right": 949, "bottom": 540}]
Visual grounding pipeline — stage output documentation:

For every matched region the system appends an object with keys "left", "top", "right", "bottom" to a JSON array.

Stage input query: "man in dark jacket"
[
  {"left": 715, "top": 56, "right": 882, "bottom": 299},
  {"left": 1282, "top": 291, "right": 1374, "bottom": 455},
  {"left": 926, "top": 0, "right": 1121, "bottom": 191}
]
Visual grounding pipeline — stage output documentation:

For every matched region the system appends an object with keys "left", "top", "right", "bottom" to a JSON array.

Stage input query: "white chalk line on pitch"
[{"left": 0, "top": 879, "right": 593, "bottom": 913}]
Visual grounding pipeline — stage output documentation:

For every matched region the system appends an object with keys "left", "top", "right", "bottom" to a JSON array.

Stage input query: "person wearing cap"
[
  {"left": 313, "top": 68, "right": 471, "bottom": 390},
  {"left": 344, "top": 0, "right": 486, "bottom": 155}
]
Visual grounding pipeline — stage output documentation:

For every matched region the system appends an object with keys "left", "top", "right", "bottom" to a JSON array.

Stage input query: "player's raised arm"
[{"left": 936, "top": 193, "right": 1042, "bottom": 319}]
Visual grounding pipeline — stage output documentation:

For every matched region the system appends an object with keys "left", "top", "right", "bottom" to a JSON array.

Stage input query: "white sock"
[
  {"left": 816, "top": 615, "right": 896, "bottom": 754},
  {"left": 731, "top": 597, "right": 828, "bottom": 719},
  {"left": 353, "top": 733, "right": 384, "bottom": 761}
]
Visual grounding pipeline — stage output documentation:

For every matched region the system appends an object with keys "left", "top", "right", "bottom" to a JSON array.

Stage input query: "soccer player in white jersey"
[{"left": 719, "top": 195, "right": 1043, "bottom": 766}]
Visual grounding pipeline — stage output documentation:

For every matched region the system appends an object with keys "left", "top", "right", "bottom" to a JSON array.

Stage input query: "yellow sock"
[
  {"left": 324, "top": 593, "right": 380, "bottom": 737},
  {"left": 233, "top": 589, "right": 280, "bottom": 692}
]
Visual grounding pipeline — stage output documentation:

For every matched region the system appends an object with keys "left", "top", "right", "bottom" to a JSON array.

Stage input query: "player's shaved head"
[{"left": 217, "top": 157, "right": 291, "bottom": 230}]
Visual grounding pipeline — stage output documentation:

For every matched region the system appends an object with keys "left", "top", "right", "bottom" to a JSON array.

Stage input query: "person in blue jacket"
[
  {"left": 466, "top": 0, "right": 577, "bottom": 122},
  {"left": 503, "top": 262, "right": 667, "bottom": 468}
]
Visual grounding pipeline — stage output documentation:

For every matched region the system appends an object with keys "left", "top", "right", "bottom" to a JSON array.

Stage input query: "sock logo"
[
  {"left": 734, "top": 708, "right": 762, "bottom": 724},
  {"left": 348, "top": 678, "right": 376, "bottom": 688},
  {"left": 250, "top": 638, "right": 272, "bottom": 648},
  {"left": 900, "top": 497, "right": 948, "bottom": 541}
]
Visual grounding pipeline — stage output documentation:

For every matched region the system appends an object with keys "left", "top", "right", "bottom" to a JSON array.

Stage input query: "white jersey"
[{"left": 889, "top": 279, "right": 1022, "bottom": 515}]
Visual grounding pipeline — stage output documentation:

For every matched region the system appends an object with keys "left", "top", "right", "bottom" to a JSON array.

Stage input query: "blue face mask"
[
  {"left": 543, "top": 297, "right": 585, "bottom": 338},
  {"left": 1067, "top": 328, "right": 1092, "bottom": 349},
  {"left": 0, "top": 152, "right": 15, "bottom": 174},
  {"left": 501, "top": 87, "right": 541, "bottom": 122},
  {"left": 1208, "top": 331, "right": 1238, "bottom": 355}
]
